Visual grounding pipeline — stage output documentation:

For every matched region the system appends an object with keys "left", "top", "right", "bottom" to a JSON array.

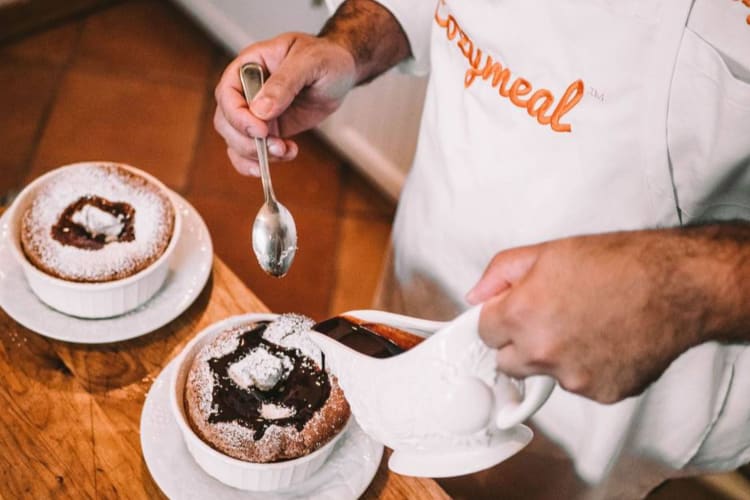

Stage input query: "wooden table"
[{"left": 0, "top": 257, "right": 449, "bottom": 499}]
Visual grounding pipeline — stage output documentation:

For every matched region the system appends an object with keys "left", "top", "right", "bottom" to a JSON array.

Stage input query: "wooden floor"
[{"left": 1, "top": 1, "right": 747, "bottom": 499}]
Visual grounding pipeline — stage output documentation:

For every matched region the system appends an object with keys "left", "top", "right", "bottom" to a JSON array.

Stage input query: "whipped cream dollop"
[
  {"left": 260, "top": 402, "right": 296, "bottom": 420},
  {"left": 223, "top": 314, "right": 324, "bottom": 421},
  {"left": 227, "top": 347, "right": 293, "bottom": 391},
  {"left": 70, "top": 204, "right": 125, "bottom": 242},
  {"left": 226, "top": 314, "right": 323, "bottom": 392}
]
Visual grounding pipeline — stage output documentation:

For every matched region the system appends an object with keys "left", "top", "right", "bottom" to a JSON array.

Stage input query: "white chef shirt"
[{"left": 327, "top": 0, "right": 750, "bottom": 496}]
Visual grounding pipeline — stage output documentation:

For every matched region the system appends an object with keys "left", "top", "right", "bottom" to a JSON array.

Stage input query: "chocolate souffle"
[
  {"left": 21, "top": 163, "right": 174, "bottom": 283},
  {"left": 184, "top": 315, "right": 350, "bottom": 463}
]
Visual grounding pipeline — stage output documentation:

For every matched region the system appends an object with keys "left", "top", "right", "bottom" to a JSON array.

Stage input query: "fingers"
[
  {"left": 478, "top": 281, "right": 556, "bottom": 381},
  {"left": 466, "top": 245, "right": 541, "bottom": 304},
  {"left": 214, "top": 107, "right": 256, "bottom": 158},
  {"left": 493, "top": 336, "right": 559, "bottom": 383},
  {"left": 250, "top": 55, "right": 314, "bottom": 122},
  {"left": 215, "top": 33, "right": 355, "bottom": 179},
  {"left": 214, "top": 37, "right": 293, "bottom": 140},
  {"left": 225, "top": 141, "right": 299, "bottom": 177},
  {"left": 216, "top": 107, "right": 297, "bottom": 159},
  {"left": 215, "top": 107, "right": 299, "bottom": 176},
  {"left": 215, "top": 34, "right": 322, "bottom": 141},
  {"left": 227, "top": 148, "right": 259, "bottom": 177},
  {"left": 273, "top": 139, "right": 299, "bottom": 161},
  {"left": 495, "top": 345, "right": 537, "bottom": 379},
  {"left": 478, "top": 293, "right": 513, "bottom": 349},
  {"left": 214, "top": 35, "right": 315, "bottom": 179},
  {"left": 215, "top": 68, "right": 270, "bottom": 139}
]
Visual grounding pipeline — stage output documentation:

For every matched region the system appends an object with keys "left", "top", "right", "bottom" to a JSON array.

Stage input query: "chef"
[{"left": 213, "top": 0, "right": 750, "bottom": 497}]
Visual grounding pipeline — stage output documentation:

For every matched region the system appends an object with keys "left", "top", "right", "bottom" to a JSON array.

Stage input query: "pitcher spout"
[
  {"left": 307, "top": 330, "right": 363, "bottom": 373},
  {"left": 307, "top": 328, "right": 385, "bottom": 415},
  {"left": 307, "top": 328, "right": 400, "bottom": 447}
]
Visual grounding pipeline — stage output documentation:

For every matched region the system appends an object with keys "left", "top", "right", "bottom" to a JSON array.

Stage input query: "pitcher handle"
[
  {"left": 439, "top": 304, "right": 556, "bottom": 429},
  {"left": 495, "top": 375, "right": 555, "bottom": 429}
]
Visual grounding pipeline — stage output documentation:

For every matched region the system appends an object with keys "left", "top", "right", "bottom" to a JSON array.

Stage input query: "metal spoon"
[{"left": 239, "top": 63, "right": 297, "bottom": 277}]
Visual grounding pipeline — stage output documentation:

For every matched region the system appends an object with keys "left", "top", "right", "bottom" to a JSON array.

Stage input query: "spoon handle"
[
  {"left": 239, "top": 63, "right": 277, "bottom": 205},
  {"left": 254, "top": 136, "right": 276, "bottom": 206}
]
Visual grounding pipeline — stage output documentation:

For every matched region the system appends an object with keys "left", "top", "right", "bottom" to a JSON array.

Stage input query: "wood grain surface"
[{"left": 0, "top": 257, "right": 448, "bottom": 499}]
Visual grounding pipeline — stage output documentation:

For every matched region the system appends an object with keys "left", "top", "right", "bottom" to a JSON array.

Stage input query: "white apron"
[{"left": 328, "top": 0, "right": 750, "bottom": 497}]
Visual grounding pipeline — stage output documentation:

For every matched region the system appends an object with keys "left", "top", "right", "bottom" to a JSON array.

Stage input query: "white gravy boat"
[{"left": 308, "top": 304, "right": 556, "bottom": 477}]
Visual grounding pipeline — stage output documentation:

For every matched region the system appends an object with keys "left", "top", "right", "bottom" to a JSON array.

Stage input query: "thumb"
[
  {"left": 250, "top": 57, "right": 313, "bottom": 121},
  {"left": 466, "top": 245, "right": 541, "bottom": 304}
]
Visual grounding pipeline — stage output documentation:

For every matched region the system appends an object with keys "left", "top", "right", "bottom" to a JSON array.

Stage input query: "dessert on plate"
[
  {"left": 184, "top": 314, "right": 350, "bottom": 463},
  {"left": 21, "top": 162, "right": 175, "bottom": 283}
]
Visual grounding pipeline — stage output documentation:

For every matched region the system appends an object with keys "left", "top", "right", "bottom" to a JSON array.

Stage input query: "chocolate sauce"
[
  {"left": 51, "top": 196, "right": 135, "bottom": 250},
  {"left": 313, "top": 316, "right": 423, "bottom": 358},
  {"left": 207, "top": 323, "right": 331, "bottom": 440}
]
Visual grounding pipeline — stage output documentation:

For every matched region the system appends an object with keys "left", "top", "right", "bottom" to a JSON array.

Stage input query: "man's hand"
[
  {"left": 467, "top": 226, "right": 749, "bottom": 404},
  {"left": 213, "top": 0, "right": 411, "bottom": 176},
  {"left": 214, "top": 33, "right": 356, "bottom": 176}
]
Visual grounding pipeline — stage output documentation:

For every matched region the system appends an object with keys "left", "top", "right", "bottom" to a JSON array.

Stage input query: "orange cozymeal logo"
[
  {"left": 735, "top": 0, "right": 750, "bottom": 25},
  {"left": 434, "top": 2, "right": 584, "bottom": 133}
]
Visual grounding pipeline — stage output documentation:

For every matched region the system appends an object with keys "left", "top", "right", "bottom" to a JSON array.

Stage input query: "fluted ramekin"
[
  {"left": 6, "top": 162, "right": 181, "bottom": 319},
  {"left": 169, "top": 313, "right": 348, "bottom": 491}
]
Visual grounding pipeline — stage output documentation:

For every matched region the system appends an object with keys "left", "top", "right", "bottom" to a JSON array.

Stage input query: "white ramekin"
[
  {"left": 169, "top": 313, "right": 349, "bottom": 491},
  {"left": 6, "top": 162, "right": 182, "bottom": 319}
]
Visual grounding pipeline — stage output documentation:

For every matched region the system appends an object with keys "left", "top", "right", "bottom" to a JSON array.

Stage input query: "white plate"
[
  {"left": 141, "top": 360, "right": 384, "bottom": 500},
  {"left": 0, "top": 192, "right": 212, "bottom": 343}
]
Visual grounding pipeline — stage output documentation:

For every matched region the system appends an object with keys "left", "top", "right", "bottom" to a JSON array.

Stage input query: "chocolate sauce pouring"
[
  {"left": 206, "top": 316, "right": 429, "bottom": 443},
  {"left": 306, "top": 306, "right": 558, "bottom": 477},
  {"left": 313, "top": 316, "right": 424, "bottom": 358}
]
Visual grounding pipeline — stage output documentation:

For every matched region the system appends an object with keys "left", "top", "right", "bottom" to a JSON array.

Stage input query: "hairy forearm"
[
  {"left": 665, "top": 221, "right": 750, "bottom": 345},
  {"left": 319, "top": 0, "right": 412, "bottom": 84}
]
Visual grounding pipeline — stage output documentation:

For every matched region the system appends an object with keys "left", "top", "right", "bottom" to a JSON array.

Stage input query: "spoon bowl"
[{"left": 252, "top": 201, "right": 297, "bottom": 277}]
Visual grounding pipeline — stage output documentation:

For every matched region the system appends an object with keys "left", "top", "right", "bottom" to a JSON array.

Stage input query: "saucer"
[
  {"left": 141, "top": 360, "right": 384, "bottom": 499},
  {"left": 0, "top": 192, "right": 212, "bottom": 343}
]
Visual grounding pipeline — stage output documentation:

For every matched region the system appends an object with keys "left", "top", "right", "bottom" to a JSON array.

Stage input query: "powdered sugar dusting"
[
  {"left": 187, "top": 325, "right": 303, "bottom": 460},
  {"left": 262, "top": 313, "right": 322, "bottom": 366},
  {"left": 260, "top": 402, "right": 296, "bottom": 420},
  {"left": 21, "top": 163, "right": 174, "bottom": 282},
  {"left": 184, "top": 318, "right": 350, "bottom": 463}
]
